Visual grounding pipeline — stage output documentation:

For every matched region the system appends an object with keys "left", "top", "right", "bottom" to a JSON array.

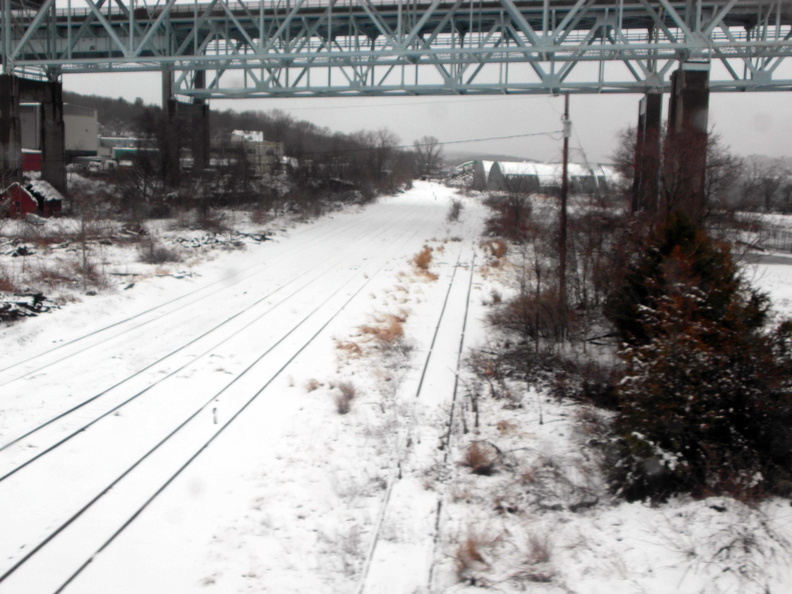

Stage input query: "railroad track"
[
  {"left": 0, "top": 207, "right": 370, "bottom": 385},
  {"left": 0, "top": 196, "right": 451, "bottom": 594},
  {"left": 356, "top": 241, "right": 478, "bottom": 594},
  {"left": 0, "top": 202, "right": 418, "bottom": 468}
]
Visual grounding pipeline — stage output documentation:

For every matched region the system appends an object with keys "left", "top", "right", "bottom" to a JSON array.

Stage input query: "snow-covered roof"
[
  {"left": 480, "top": 160, "right": 495, "bottom": 176},
  {"left": 497, "top": 161, "right": 616, "bottom": 181},
  {"left": 499, "top": 161, "right": 539, "bottom": 176},
  {"left": 27, "top": 180, "right": 64, "bottom": 202}
]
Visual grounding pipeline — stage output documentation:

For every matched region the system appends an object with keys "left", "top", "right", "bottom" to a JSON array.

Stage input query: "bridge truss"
[{"left": 2, "top": 0, "right": 792, "bottom": 98}]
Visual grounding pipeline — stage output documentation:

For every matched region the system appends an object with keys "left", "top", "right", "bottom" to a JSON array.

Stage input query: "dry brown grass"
[
  {"left": 359, "top": 313, "right": 406, "bottom": 346},
  {"left": 335, "top": 339, "right": 363, "bottom": 358},
  {"left": 496, "top": 419, "right": 518, "bottom": 435},
  {"left": 482, "top": 239, "right": 508, "bottom": 261},
  {"left": 411, "top": 245, "right": 438, "bottom": 280}
]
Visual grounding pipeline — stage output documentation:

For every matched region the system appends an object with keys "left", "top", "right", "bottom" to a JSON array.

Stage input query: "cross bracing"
[{"left": 2, "top": 0, "right": 792, "bottom": 98}]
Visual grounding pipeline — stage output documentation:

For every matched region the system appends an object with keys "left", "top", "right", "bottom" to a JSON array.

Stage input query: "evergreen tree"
[{"left": 606, "top": 213, "right": 792, "bottom": 500}]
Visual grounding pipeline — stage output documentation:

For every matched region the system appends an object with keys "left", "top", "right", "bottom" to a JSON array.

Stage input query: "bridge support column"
[
  {"left": 632, "top": 92, "right": 662, "bottom": 215},
  {"left": 665, "top": 64, "right": 710, "bottom": 222},
  {"left": 185, "top": 71, "right": 210, "bottom": 172},
  {"left": 183, "top": 100, "right": 210, "bottom": 172},
  {"left": 161, "top": 69, "right": 181, "bottom": 187},
  {"left": 161, "top": 70, "right": 210, "bottom": 184},
  {"left": 0, "top": 74, "right": 66, "bottom": 194},
  {"left": 0, "top": 75, "right": 23, "bottom": 188}
]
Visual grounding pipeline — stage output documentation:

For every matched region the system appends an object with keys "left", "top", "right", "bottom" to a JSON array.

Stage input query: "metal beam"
[{"left": 0, "top": 0, "right": 790, "bottom": 98}]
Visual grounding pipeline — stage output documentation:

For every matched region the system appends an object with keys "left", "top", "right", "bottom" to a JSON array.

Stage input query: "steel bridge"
[{"left": 2, "top": 0, "right": 792, "bottom": 98}]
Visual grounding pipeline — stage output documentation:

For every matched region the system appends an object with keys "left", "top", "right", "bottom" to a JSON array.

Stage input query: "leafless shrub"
[
  {"left": 30, "top": 262, "right": 75, "bottom": 289},
  {"left": 304, "top": 378, "right": 321, "bottom": 392},
  {"left": 250, "top": 207, "right": 270, "bottom": 226},
  {"left": 137, "top": 237, "right": 182, "bottom": 264},
  {"left": 467, "top": 350, "right": 509, "bottom": 400},
  {"left": 334, "top": 381, "right": 357, "bottom": 414},
  {"left": 519, "top": 454, "right": 599, "bottom": 512},
  {"left": 447, "top": 199, "right": 463, "bottom": 222},
  {"left": 0, "top": 265, "right": 19, "bottom": 293},
  {"left": 69, "top": 258, "right": 109, "bottom": 292}
]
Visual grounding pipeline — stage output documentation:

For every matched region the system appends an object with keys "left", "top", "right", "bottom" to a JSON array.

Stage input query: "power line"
[
  {"left": 305, "top": 130, "right": 562, "bottom": 155},
  {"left": 427, "top": 130, "right": 563, "bottom": 148}
]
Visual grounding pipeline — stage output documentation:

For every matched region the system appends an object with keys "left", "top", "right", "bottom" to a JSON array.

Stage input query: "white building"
[
  {"left": 229, "top": 130, "right": 285, "bottom": 176},
  {"left": 19, "top": 103, "right": 99, "bottom": 158}
]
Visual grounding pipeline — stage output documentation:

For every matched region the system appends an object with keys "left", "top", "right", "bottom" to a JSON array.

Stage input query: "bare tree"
[
  {"left": 611, "top": 124, "right": 742, "bottom": 224},
  {"left": 413, "top": 135, "right": 443, "bottom": 177}
]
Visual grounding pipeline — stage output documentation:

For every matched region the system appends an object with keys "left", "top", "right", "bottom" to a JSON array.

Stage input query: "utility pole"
[{"left": 559, "top": 93, "right": 570, "bottom": 340}]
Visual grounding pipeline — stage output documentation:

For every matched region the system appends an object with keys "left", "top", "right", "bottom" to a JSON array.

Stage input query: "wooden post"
[{"left": 559, "top": 93, "right": 569, "bottom": 340}]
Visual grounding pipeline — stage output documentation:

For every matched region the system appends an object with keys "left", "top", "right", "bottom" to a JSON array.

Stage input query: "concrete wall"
[{"left": 19, "top": 104, "right": 40, "bottom": 150}]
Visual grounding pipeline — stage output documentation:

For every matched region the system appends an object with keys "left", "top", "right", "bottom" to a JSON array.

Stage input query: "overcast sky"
[{"left": 63, "top": 71, "right": 792, "bottom": 166}]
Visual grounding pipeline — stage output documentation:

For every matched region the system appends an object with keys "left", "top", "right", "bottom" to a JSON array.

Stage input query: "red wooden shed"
[{"left": 0, "top": 183, "right": 40, "bottom": 218}]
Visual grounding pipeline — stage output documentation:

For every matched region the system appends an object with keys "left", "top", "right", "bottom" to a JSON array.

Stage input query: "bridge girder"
[{"left": 2, "top": 0, "right": 792, "bottom": 97}]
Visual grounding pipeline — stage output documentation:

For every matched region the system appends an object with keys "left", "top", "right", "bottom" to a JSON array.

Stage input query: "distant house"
[
  {"left": 0, "top": 183, "right": 39, "bottom": 217},
  {"left": 27, "top": 180, "right": 63, "bottom": 216},
  {"left": 0, "top": 181, "right": 63, "bottom": 218},
  {"left": 229, "top": 130, "right": 285, "bottom": 176}
]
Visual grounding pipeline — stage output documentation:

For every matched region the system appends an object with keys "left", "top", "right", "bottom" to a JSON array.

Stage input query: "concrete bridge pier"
[
  {"left": 161, "top": 69, "right": 181, "bottom": 187},
  {"left": 665, "top": 63, "right": 710, "bottom": 222},
  {"left": 161, "top": 69, "right": 210, "bottom": 186},
  {"left": 632, "top": 92, "right": 662, "bottom": 215},
  {"left": 0, "top": 74, "right": 66, "bottom": 194}
]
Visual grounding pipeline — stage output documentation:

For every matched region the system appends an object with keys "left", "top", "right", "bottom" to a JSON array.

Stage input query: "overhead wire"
[{"left": 303, "top": 130, "right": 564, "bottom": 155}]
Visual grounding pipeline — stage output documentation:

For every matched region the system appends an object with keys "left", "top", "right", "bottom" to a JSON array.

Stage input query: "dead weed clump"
[
  {"left": 446, "top": 199, "right": 464, "bottom": 223},
  {"left": 304, "top": 378, "right": 322, "bottom": 392},
  {"left": 335, "top": 339, "right": 363, "bottom": 359},
  {"left": 412, "top": 245, "right": 438, "bottom": 280},
  {"left": 454, "top": 529, "right": 500, "bottom": 584},
  {"left": 460, "top": 441, "right": 500, "bottom": 476},
  {"left": 359, "top": 313, "right": 406, "bottom": 347},
  {"left": 510, "top": 532, "right": 555, "bottom": 584},
  {"left": 334, "top": 381, "right": 357, "bottom": 414},
  {"left": 482, "top": 239, "right": 508, "bottom": 262}
]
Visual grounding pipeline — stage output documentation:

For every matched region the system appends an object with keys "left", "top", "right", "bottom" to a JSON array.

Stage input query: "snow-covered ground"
[{"left": 1, "top": 181, "right": 792, "bottom": 593}]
